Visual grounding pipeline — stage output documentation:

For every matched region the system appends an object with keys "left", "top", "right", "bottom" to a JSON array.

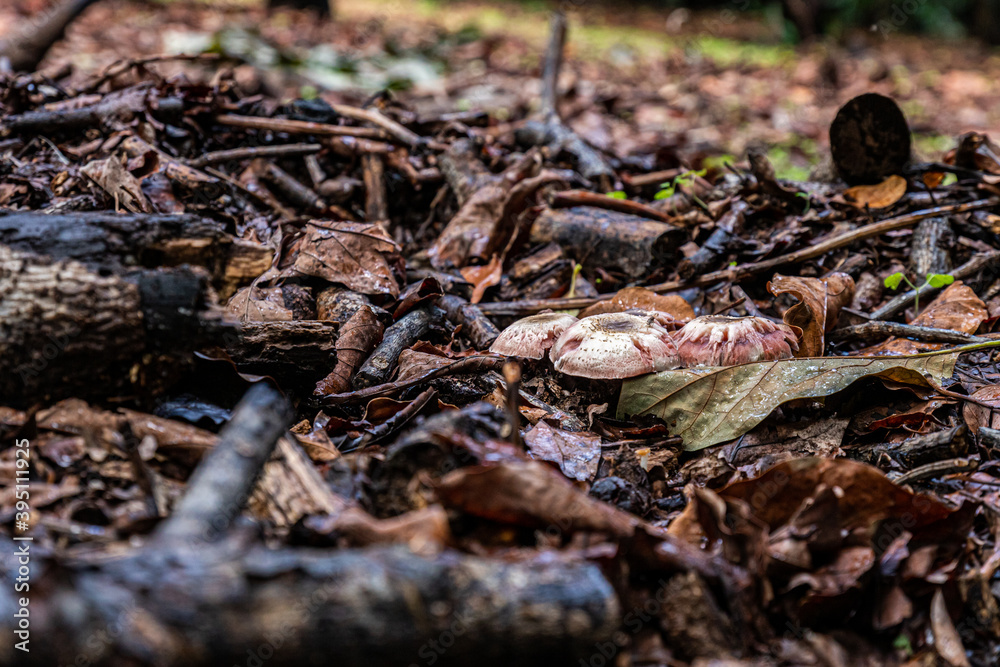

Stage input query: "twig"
[
  {"left": 540, "top": 11, "right": 567, "bottom": 118},
  {"left": 503, "top": 361, "right": 523, "bottom": 449},
  {"left": 550, "top": 190, "right": 673, "bottom": 222},
  {"left": 155, "top": 385, "right": 293, "bottom": 546},
  {"left": 478, "top": 198, "right": 1000, "bottom": 316},
  {"left": 328, "top": 103, "right": 432, "bottom": 149},
  {"left": 188, "top": 143, "right": 321, "bottom": 168},
  {"left": 892, "top": 457, "right": 978, "bottom": 485},
  {"left": 829, "top": 321, "right": 993, "bottom": 345},
  {"left": 215, "top": 114, "right": 389, "bottom": 140},
  {"left": 323, "top": 356, "right": 504, "bottom": 405}
]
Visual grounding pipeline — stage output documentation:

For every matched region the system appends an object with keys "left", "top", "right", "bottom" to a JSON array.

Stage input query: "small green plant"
[
  {"left": 606, "top": 190, "right": 627, "bottom": 200},
  {"left": 883, "top": 272, "right": 955, "bottom": 315},
  {"left": 653, "top": 169, "right": 706, "bottom": 201}
]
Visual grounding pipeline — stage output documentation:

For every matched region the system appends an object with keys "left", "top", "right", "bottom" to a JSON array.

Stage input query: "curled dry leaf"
[
  {"left": 395, "top": 349, "right": 455, "bottom": 383},
  {"left": 460, "top": 254, "right": 503, "bottom": 304},
  {"left": 841, "top": 174, "right": 907, "bottom": 210},
  {"left": 856, "top": 282, "right": 987, "bottom": 356},
  {"left": 578, "top": 286, "right": 695, "bottom": 327},
  {"left": 302, "top": 505, "right": 451, "bottom": 555},
  {"left": 523, "top": 420, "right": 601, "bottom": 482},
  {"left": 292, "top": 220, "right": 400, "bottom": 297},
  {"left": 226, "top": 286, "right": 293, "bottom": 323},
  {"left": 435, "top": 460, "right": 636, "bottom": 538},
  {"left": 427, "top": 182, "right": 509, "bottom": 268},
  {"left": 619, "top": 350, "right": 960, "bottom": 451},
  {"left": 768, "top": 272, "right": 855, "bottom": 357},
  {"left": 314, "top": 305, "right": 384, "bottom": 396},
  {"left": 962, "top": 384, "right": 1000, "bottom": 435},
  {"left": 80, "top": 155, "right": 152, "bottom": 213}
]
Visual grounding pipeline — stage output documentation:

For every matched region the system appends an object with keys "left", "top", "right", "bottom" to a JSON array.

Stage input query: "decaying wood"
[
  {"left": 909, "top": 216, "right": 953, "bottom": 277},
  {"left": 530, "top": 207, "right": 683, "bottom": 279},
  {"left": 1, "top": 87, "right": 182, "bottom": 134},
  {"left": 438, "top": 295, "right": 500, "bottom": 349},
  {"left": 362, "top": 153, "right": 389, "bottom": 221},
  {"left": 215, "top": 113, "right": 389, "bottom": 140},
  {"left": 227, "top": 321, "right": 339, "bottom": 379},
  {"left": 354, "top": 307, "right": 440, "bottom": 389},
  {"left": 258, "top": 159, "right": 327, "bottom": 214},
  {"left": 0, "top": 246, "right": 230, "bottom": 405},
  {"left": 250, "top": 436, "right": 345, "bottom": 526},
  {"left": 325, "top": 355, "right": 504, "bottom": 405},
  {"left": 0, "top": 211, "right": 272, "bottom": 296}
]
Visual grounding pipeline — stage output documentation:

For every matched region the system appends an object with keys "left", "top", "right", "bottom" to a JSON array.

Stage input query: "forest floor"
[{"left": 3, "top": 1, "right": 1000, "bottom": 665}]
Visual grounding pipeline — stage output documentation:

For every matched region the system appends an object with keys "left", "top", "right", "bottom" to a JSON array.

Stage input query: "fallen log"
[{"left": 0, "top": 0, "right": 100, "bottom": 73}]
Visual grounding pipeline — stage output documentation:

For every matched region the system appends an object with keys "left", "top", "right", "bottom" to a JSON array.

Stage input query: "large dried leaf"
[
  {"left": 619, "top": 350, "right": 968, "bottom": 451},
  {"left": 292, "top": 220, "right": 400, "bottom": 297},
  {"left": 80, "top": 155, "right": 152, "bottom": 213},
  {"left": 857, "top": 282, "right": 986, "bottom": 356},
  {"left": 314, "top": 305, "right": 383, "bottom": 396},
  {"left": 768, "top": 272, "right": 854, "bottom": 357},
  {"left": 226, "top": 286, "right": 293, "bottom": 323}
]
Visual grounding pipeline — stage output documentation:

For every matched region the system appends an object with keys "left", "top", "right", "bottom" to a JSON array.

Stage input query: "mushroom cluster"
[{"left": 490, "top": 309, "right": 798, "bottom": 379}]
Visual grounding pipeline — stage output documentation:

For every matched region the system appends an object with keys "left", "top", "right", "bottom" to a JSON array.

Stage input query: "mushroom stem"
[{"left": 502, "top": 361, "right": 523, "bottom": 449}]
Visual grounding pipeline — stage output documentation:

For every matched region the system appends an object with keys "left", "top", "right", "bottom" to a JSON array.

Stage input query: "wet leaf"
[
  {"left": 962, "top": 384, "right": 1000, "bottom": 435},
  {"left": 314, "top": 305, "right": 383, "bottom": 396},
  {"left": 226, "top": 286, "right": 293, "bottom": 323},
  {"left": 80, "top": 155, "right": 152, "bottom": 213},
  {"left": 842, "top": 174, "right": 907, "bottom": 209},
  {"left": 523, "top": 420, "right": 601, "bottom": 482},
  {"left": 619, "top": 349, "right": 970, "bottom": 451},
  {"left": 768, "top": 272, "right": 855, "bottom": 357},
  {"left": 292, "top": 220, "right": 400, "bottom": 297},
  {"left": 460, "top": 254, "right": 503, "bottom": 304}
]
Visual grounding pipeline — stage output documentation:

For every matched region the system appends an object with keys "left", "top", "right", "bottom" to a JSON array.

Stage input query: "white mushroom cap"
[
  {"left": 489, "top": 312, "right": 579, "bottom": 359},
  {"left": 550, "top": 312, "right": 680, "bottom": 379},
  {"left": 673, "top": 315, "right": 799, "bottom": 367}
]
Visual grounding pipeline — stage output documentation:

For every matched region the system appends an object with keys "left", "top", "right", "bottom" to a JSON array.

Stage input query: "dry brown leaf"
[
  {"left": 857, "top": 282, "right": 987, "bottom": 356},
  {"left": 80, "top": 155, "right": 152, "bottom": 213},
  {"left": 292, "top": 221, "right": 400, "bottom": 297},
  {"left": 435, "top": 460, "right": 636, "bottom": 537},
  {"left": 523, "top": 420, "right": 601, "bottom": 482},
  {"left": 768, "top": 272, "right": 855, "bottom": 357},
  {"left": 314, "top": 305, "right": 383, "bottom": 396},
  {"left": 962, "top": 384, "right": 1000, "bottom": 435},
  {"left": 395, "top": 349, "right": 454, "bottom": 383},
  {"left": 578, "top": 286, "right": 695, "bottom": 325},
  {"left": 460, "top": 254, "right": 503, "bottom": 304},
  {"left": 427, "top": 183, "right": 508, "bottom": 268},
  {"left": 842, "top": 174, "right": 907, "bottom": 209},
  {"left": 931, "top": 589, "right": 972, "bottom": 667}
]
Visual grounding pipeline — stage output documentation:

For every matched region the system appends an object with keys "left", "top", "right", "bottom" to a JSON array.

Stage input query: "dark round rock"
[
  {"left": 589, "top": 476, "right": 651, "bottom": 517},
  {"left": 829, "top": 93, "right": 911, "bottom": 185}
]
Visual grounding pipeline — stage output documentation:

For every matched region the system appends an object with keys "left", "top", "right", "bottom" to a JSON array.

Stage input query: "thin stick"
[
  {"left": 550, "top": 189, "right": 673, "bottom": 222},
  {"left": 188, "top": 143, "right": 322, "bottom": 168},
  {"left": 328, "top": 104, "right": 430, "bottom": 149},
  {"left": 215, "top": 114, "right": 388, "bottom": 140},
  {"left": 829, "top": 321, "right": 993, "bottom": 345},
  {"left": 540, "top": 11, "right": 567, "bottom": 118}
]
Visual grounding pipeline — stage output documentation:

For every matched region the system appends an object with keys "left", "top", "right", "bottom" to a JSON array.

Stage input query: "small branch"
[
  {"left": 829, "top": 321, "right": 992, "bottom": 345},
  {"left": 550, "top": 190, "right": 673, "bottom": 222},
  {"left": 328, "top": 103, "right": 431, "bottom": 149},
  {"left": 188, "top": 143, "right": 321, "bottom": 168},
  {"left": 215, "top": 114, "right": 389, "bottom": 140},
  {"left": 155, "top": 384, "right": 293, "bottom": 546},
  {"left": 540, "top": 11, "right": 567, "bottom": 118},
  {"left": 323, "top": 355, "right": 505, "bottom": 405}
]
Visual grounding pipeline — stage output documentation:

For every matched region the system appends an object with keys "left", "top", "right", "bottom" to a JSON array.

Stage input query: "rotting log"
[
  {"left": 226, "top": 321, "right": 340, "bottom": 381},
  {"left": 0, "top": 211, "right": 272, "bottom": 297},
  {"left": 0, "top": 246, "right": 231, "bottom": 405}
]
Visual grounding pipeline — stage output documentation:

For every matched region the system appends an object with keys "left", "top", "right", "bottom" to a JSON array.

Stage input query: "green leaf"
[
  {"left": 883, "top": 272, "right": 905, "bottom": 290},
  {"left": 653, "top": 188, "right": 673, "bottom": 200},
  {"left": 616, "top": 347, "right": 993, "bottom": 451},
  {"left": 607, "top": 191, "right": 627, "bottom": 200},
  {"left": 926, "top": 273, "right": 955, "bottom": 288}
]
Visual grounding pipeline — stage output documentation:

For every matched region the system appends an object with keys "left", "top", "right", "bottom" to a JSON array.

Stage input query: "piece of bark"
[
  {"left": 438, "top": 295, "right": 500, "bottom": 349},
  {"left": 530, "top": 207, "right": 683, "bottom": 278},
  {"left": 1, "top": 247, "right": 230, "bottom": 405},
  {"left": 362, "top": 153, "right": 389, "bottom": 221},
  {"left": 909, "top": 216, "right": 953, "bottom": 278},
  {"left": 829, "top": 93, "right": 911, "bottom": 185},
  {"left": 257, "top": 159, "right": 327, "bottom": 213},
  {"left": 156, "top": 383, "right": 293, "bottom": 545},
  {"left": 677, "top": 200, "right": 749, "bottom": 280},
  {"left": 0, "top": 211, "right": 271, "bottom": 297},
  {"left": 353, "top": 307, "right": 440, "bottom": 389},
  {"left": 0, "top": 0, "right": 101, "bottom": 73},
  {"left": 249, "top": 435, "right": 346, "bottom": 528},
  {"left": 227, "top": 321, "right": 339, "bottom": 379}
]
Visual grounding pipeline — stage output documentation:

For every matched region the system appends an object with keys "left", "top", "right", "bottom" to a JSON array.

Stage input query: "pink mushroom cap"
[
  {"left": 489, "top": 312, "right": 579, "bottom": 359},
  {"left": 673, "top": 315, "right": 799, "bottom": 367},
  {"left": 550, "top": 312, "right": 680, "bottom": 379}
]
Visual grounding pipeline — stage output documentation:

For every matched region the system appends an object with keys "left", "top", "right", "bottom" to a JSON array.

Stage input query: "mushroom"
[
  {"left": 550, "top": 312, "right": 680, "bottom": 379},
  {"left": 672, "top": 315, "right": 799, "bottom": 367},
  {"left": 489, "top": 312, "right": 579, "bottom": 360}
]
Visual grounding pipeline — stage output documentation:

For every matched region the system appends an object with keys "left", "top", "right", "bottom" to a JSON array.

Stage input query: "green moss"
[{"left": 689, "top": 36, "right": 794, "bottom": 69}]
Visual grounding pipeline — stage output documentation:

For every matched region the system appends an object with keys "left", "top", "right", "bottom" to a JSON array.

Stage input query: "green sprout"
[
  {"left": 883, "top": 272, "right": 955, "bottom": 315},
  {"left": 654, "top": 169, "right": 706, "bottom": 201},
  {"left": 606, "top": 190, "right": 627, "bottom": 200}
]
